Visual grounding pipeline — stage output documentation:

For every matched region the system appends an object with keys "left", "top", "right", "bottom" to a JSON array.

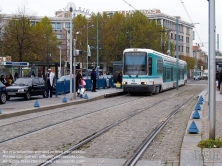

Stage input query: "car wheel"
[
  {"left": 25, "top": 91, "right": 31, "bottom": 100},
  {"left": 43, "top": 90, "right": 47, "bottom": 98},
  {"left": 0, "top": 92, "right": 7, "bottom": 104}
]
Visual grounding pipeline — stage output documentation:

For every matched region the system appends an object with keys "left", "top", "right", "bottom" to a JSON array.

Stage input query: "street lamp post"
[
  {"left": 69, "top": 7, "right": 73, "bottom": 100},
  {"left": 59, "top": 45, "right": 61, "bottom": 78},
  {"left": 176, "top": 17, "right": 179, "bottom": 90},
  {"left": 66, "top": 2, "right": 75, "bottom": 100},
  {"left": 73, "top": 38, "right": 76, "bottom": 100},
  {"left": 96, "top": 13, "right": 99, "bottom": 69}
]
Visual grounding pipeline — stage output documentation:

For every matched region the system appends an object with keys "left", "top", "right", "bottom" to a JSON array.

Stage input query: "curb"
[
  {"left": 180, "top": 89, "right": 208, "bottom": 166},
  {"left": 0, "top": 92, "right": 125, "bottom": 120}
]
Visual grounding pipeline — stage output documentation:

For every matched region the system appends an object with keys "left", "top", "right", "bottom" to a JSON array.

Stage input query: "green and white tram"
[{"left": 122, "top": 48, "right": 187, "bottom": 94}]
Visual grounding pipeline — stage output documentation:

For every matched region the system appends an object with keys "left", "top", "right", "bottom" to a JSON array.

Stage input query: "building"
[{"left": 105, "top": 9, "right": 195, "bottom": 57}]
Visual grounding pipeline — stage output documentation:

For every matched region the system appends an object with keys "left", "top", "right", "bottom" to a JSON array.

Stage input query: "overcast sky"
[{"left": 1, "top": 0, "right": 221, "bottom": 54}]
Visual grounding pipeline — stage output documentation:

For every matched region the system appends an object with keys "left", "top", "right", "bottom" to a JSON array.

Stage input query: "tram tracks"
[
  {"left": 39, "top": 88, "right": 193, "bottom": 166},
  {"left": 123, "top": 91, "right": 199, "bottom": 166},
  {"left": 0, "top": 95, "right": 162, "bottom": 144}
]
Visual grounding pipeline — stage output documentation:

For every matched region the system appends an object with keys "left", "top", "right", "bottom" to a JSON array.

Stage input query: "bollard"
[
  {"left": 197, "top": 98, "right": 203, "bottom": 104},
  {"left": 62, "top": 96, "right": 67, "bottom": 103},
  {"left": 195, "top": 103, "right": 201, "bottom": 111},
  {"left": 187, "top": 121, "right": 199, "bottom": 134},
  {"left": 34, "top": 100, "right": 40, "bottom": 107},
  {"left": 84, "top": 94, "right": 88, "bottom": 99},
  {"left": 192, "top": 110, "right": 200, "bottom": 119}
]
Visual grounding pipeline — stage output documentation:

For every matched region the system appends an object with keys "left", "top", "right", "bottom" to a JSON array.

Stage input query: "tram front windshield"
[{"left": 124, "top": 52, "right": 147, "bottom": 76}]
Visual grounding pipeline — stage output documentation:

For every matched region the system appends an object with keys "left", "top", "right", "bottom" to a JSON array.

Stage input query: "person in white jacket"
[{"left": 46, "top": 68, "right": 54, "bottom": 98}]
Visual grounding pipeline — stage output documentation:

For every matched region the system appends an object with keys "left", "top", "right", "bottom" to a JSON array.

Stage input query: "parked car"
[
  {"left": 0, "top": 81, "right": 7, "bottom": 104},
  {"left": 6, "top": 77, "right": 47, "bottom": 100}
]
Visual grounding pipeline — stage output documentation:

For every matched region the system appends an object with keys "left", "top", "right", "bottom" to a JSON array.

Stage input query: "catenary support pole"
[{"left": 209, "top": 0, "right": 216, "bottom": 139}]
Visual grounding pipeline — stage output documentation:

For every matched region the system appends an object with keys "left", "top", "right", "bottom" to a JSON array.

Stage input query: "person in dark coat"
[
  {"left": 91, "top": 68, "right": 97, "bottom": 92},
  {"left": 14, "top": 71, "right": 18, "bottom": 81},
  {"left": 76, "top": 70, "right": 82, "bottom": 93},
  {"left": 117, "top": 71, "right": 123, "bottom": 88},
  {"left": 216, "top": 70, "right": 219, "bottom": 90},
  {"left": 218, "top": 69, "right": 222, "bottom": 93}
]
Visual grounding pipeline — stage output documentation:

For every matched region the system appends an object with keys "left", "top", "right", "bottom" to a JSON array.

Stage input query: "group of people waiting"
[
  {"left": 0, "top": 74, "right": 14, "bottom": 86},
  {"left": 75, "top": 68, "right": 97, "bottom": 96}
]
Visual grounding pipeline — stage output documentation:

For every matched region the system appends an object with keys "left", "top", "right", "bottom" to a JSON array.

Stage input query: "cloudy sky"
[{"left": 1, "top": 0, "right": 221, "bottom": 54}]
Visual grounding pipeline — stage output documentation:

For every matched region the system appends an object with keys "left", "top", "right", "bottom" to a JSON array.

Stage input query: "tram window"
[
  {"left": 180, "top": 69, "right": 184, "bottom": 79},
  {"left": 174, "top": 68, "right": 177, "bottom": 80},
  {"left": 166, "top": 68, "right": 171, "bottom": 80},
  {"left": 163, "top": 67, "right": 166, "bottom": 82},
  {"left": 171, "top": 68, "right": 174, "bottom": 81},
  {"left": 148, "top": 57, "right": 152, "bottom": 75},
  {"left": 157, "top": 59, "right": 162, "bottom": 74}
]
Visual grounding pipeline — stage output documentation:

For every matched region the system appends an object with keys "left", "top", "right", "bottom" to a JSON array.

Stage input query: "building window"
[
  {"left": 171, "top": 33, "right": 173, "bottom": 39},
  {"left": 181, "top": 36, "right": 183, "bottom": 41},
  {"left": 65, "top": 22, "right": 70, "bottom": 29},
  {"left": 51, "top": 22, "right": 61, "bottom": 30},
  {"left": 186, "top": 37, "right": 189, "bottom": 43},
  {"left": 186, "top": 47, "right": 190, "bottom": 53},
  {"left": 56, "top": 23, "right": 61, "bottom": 30},
  {"left": 186, "top": 27, "right": 190, "bottom": 34},
  {"left": 51, "top": 23, "right": 56, "bottom": 29}
]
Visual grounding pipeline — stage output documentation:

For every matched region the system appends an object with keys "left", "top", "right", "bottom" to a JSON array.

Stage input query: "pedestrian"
[
  {"left": 91, "top": 68, "right": 97, "bottom": 92},
  {"left": 76, "top": 70, "right": 82, "bottom": 93},
  {"left": 31, "top": 71, "right": 36, "bottom": 77},
  {"left": 5, "top": 75, "right": 11, "bottom": 86},
  {"left": 46, "top": 68, "right": 55, "bottom": 98},
  {"left": 219, "top": 69, "right": 222, "bottom": 94},
  {"left": 117, "top": 71, "right": 123, "bottom": 88},
  {"left": 0, "top": 75, "right": 6, "bottom": 84},
  {"left": 14, "top": 71, "right": 18, "bottom": 81},
  {"left": 78, "top": 76, "right": 86, "bottom": 96},
  {"left": 9, "top": 75, "right": 14, "bottom": 84},
  {"left": 216, "top": 71, "right": 219, "bottom": 90}
]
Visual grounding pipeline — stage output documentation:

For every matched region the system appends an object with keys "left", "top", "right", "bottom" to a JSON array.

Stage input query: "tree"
[
  {"left": 33, "top": 16, "right": 59, "bottom": 67},
  {"left": 179, "top": 55, "right": 195, "bottom": 71}
]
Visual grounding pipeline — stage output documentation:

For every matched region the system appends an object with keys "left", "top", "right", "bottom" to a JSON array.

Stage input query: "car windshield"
[
  {"left": 13, "top": 78, "right": 32, "bottom": 86},
  {"left": 58, "top": 75, "right": 70, "bottom": 81}
]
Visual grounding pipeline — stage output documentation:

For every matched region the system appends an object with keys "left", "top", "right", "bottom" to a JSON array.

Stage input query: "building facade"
[{"left": 105, "top": 9, "right": 195, "bottom": 57}]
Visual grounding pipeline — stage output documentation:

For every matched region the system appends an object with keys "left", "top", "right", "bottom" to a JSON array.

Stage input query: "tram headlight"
[
  {"left": 141, "top": 82, "right": 147, "bottom": 85},
  {"left": 122, "top": 81, "right": 127, "bottom": 85}
]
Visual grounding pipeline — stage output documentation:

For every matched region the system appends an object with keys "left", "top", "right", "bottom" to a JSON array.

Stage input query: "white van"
[{"left": 193, "top": 71, "right": 202, "bottom": 80}]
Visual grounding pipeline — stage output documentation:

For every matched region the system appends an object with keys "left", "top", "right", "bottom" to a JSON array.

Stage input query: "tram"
[{"left": 122, "top": 48, "right": 187, "bottom": 94}]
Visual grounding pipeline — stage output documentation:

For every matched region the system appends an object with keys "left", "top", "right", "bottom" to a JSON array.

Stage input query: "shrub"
[{"left": 198, "top": 138, "right": 222, "bottom": 148}]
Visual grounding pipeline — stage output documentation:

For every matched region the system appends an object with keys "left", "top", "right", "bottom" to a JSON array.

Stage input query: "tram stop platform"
[
  {"left": 0, "top": 88, "right": 125, "bottom": 119},
  {"left": 180, "top": 87, "right": 222, "bottom": 166}
]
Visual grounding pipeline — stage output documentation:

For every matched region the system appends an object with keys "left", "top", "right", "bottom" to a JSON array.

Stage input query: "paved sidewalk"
[
  {"left": 180, "top": 88, "right": 222, "bottom": 166},
  {"left": 0, "top": 88, "right": 124, "bottom": 119}
]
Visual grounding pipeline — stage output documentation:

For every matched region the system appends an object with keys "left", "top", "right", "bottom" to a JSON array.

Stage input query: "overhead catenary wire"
[
  {"left": 180, "top": 0, "right": 204, "bottom": 47},
  {"left": 122, "top": 0, "right": 138, "bottom": 11}
]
